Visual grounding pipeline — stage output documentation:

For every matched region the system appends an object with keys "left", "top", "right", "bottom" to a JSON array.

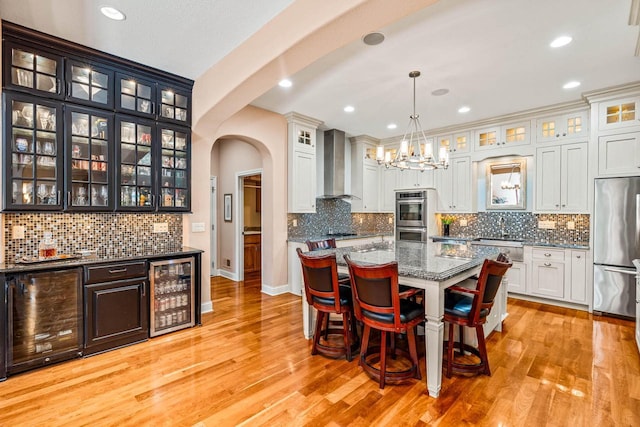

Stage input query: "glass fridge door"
[{"left": 150, "top": 257, "right": 195, "bottom": 337}]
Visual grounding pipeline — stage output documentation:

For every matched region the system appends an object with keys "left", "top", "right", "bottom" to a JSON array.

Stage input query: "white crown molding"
[
  {"left": 284, "top": 111, "right": 324, "bottom": 128},
  {"left": 582, "top": 81, "right": 640, "bottom": 103}
]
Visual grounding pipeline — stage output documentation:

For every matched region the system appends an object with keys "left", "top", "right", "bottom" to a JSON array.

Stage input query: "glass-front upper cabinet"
[
  {"left": 65, "top": 107, "right": 113, "bottom": 210},
  {"left": 158, "top": 83, "right": 191, "bottom": 125},
  {"left": 3, "top": 42, "right": 63, "bottom": 98},
  {"left": 4, "top": 93, "right": 63, "bottom": 210},
  {"left": 65, "top": 59, "right": 114, "bottom": 109},
  {"left": 115, "top": 72, "right": 156, "bottom": 119},
  {"left": 116, "top": 116, "right": 155, "bottom": 211},
  {"left": 158, "top": 124, "right": 190, "bottom": 211}
]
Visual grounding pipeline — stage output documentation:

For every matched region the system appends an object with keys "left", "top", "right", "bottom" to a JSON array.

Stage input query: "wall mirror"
[{"left": 486, "top": 159, "right": 526, "bottom": 210}]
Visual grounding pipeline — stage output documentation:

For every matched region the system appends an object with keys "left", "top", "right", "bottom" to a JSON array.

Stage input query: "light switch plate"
[
  {"left": 153, "top": 222, "right": 169, "bottom": 233},
  {"left": 191, "top": 222, "right": 205, "bottom": 232},
  {"left": 538, "top": 220, "right": 556, "bottom": 229},
  {"left": 459, "top": 219, "right": 468, "bottom": 227}
]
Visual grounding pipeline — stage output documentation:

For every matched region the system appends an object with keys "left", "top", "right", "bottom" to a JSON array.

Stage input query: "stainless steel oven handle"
[{"left": 603, "top": 266, "right": 637, "bottom": 275}]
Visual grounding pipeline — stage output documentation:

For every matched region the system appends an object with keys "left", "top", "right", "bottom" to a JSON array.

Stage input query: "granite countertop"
[
  {"left": 0, "top": 246, "right": 203, "bottom": 274},
  {"left": 304, "top": 240, "right": 498, "bottom": 281},
  {"left": 288, "top": 232, "right": 392, "bottom": 244},
  {"left": 430, "top": 235, "right": 590, "bottom": 250}
]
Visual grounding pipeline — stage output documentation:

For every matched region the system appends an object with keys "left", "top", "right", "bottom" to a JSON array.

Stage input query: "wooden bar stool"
[
  {"left": 297, "top": 248, "right": 359, "bottom": 361},
  {"left": 443, "top": 255, "right": 512, "bottom": 377},
  {"left": 344, "top": 255, "right": 424, "bottom": 388}
]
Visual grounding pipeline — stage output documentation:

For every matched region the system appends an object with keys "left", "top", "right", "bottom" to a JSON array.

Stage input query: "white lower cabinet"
[
  {"left": 505, "top": 261, "right": 526, "bottom": 294},
  {"left": 518, "top": 246, "right": 589, "bottom": 307}
]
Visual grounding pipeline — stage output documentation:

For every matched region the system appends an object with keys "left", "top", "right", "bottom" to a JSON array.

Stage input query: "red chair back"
[
  {"left": 468, "top": 258, "right": 512, "bottom": 325},
  {"left": 297, "top": 248, "right": 344, "bottom": 313},
  {"left": 306, "top": 238, "right": 337, "bottom": 251}
]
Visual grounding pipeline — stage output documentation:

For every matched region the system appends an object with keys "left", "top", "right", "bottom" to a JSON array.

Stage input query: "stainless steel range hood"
[{"left": 320, "top": 129, "right": 356, "bottom": 199}]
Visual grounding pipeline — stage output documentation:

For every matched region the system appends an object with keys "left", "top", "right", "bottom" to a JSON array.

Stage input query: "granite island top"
[
  {"left": 303, "top": 240, "right": 499, "bottom": 282},
  {"left": 430, "top": 235, "right": 590, "bottom": 250},
  {"left": 0, "top": 246, "right": 204, "bottom": 274},
  {"left": 288, "top": 232, "right": 393, "bottom": 244}
]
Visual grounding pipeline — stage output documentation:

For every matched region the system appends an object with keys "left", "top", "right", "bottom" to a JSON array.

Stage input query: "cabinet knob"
[
  {"left": 562, "top": 204, "right": 566, "bottom": 207},
  {"left": 555, "top": 204, "right": 560, "bottom": 207},
  {"left": 556, "top": 134, "right": 560, "bottom": 138},
  {"left": 562, "top": 133, "right": 567, "bottom": 137},
  {"left": 544, "top": 253, "right": 551, "bottom": 257}
]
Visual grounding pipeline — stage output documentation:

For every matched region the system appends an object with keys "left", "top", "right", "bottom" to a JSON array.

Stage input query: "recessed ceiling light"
[
  {"left": 458, "top": 106, "right": 471, "bottom": 113},
  {"left": 100, "top": 6, "right": 126, "bottom": 21},
  {"left": 343, "top": 105, "right": 355, "bottom": 113},
  {"left": 278, "top": 79, "right": 292, "bottom": 88},
  {"left": 563, "top": 80, "right": 581, "bottom": 89},
  {"left": 550, "top": 36, "right": 572, "bottom": 48},
  {"left": 431, "top": 88, "right": 449, "bottom": 96},
  {"left": 362, "top": 32, "right": 385, "bottom": 46},
  {"left": 387, "top": 123, "right": 397, "bottom": 130}
]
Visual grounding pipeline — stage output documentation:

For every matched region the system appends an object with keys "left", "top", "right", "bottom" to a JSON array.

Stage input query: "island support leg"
[{"left": 423, "top": 283, "right": 445, "bottom": 397}]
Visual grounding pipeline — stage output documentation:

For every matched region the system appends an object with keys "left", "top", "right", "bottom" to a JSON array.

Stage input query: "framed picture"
[{"left": 224, "top": 193, "right": 232, "bottom": 222}]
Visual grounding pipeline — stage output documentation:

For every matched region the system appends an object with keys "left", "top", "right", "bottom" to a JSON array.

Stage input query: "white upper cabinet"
[
  {"left": 286, "top": 113, "right": 322, "bottom": 213},
  {"left": 474, "top": 120, "right": 531, "bottom": 151},
  {"left": 535, "top": 142, "right": 588, "bottom": 212},
  {"left": 396, "top": 169, "right": 434, "bottom": 190},
  {"left": 437, "top": 131, "right": 470, "bottom": 156},
  {"left": 436, "top": 156, "right": 473, "bottom": 212},
  {"left": 350, "top": 138, "right": 380, "bottom": 212},
  {"left": 380, "top": 167, "right": 398, "bottom": 212},
  {"left": 597, "top": 132, "right": 640, "bottom": 177},
  {"left": 535, "top": 110, "right": 588, "bottom": 143},
  {"left": 598, "top": 96, "right": 640, "bottom": 132}
]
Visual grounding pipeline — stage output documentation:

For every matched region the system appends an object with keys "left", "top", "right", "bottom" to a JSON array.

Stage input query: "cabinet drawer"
[
  {"left": 532, "top": 248, "right": 564, "bottom": 262},
  {"left": 85, "top": 261, "right": 147, "bottom": 284}
]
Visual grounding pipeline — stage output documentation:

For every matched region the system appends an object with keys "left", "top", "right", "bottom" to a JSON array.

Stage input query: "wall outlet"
[
  {"left": 12, "top": 225, "right": 25, "bottom": 239},
  {"left": 459, "top": 219, "right": 468, "bottom": 227},
  {"left": 292, "top": 219, "right": 298, "bottom": 227},
  {"left": 359, "top": 217, "right": 363, "bottom": 224},
  {"left": 566, "top": 221, "right": 575, "bottom": 230},
  {"left": 153, "top": 222, "right": 169, "bottom": 233},
  {"left": 226, "top": 259, "right": 231, "bottom": 267},
  {"left": 388, "top": 217, "right": 393, "bottom": 224},
  {"left": 538, "top": 220, "right": 556, "bottom": 230}
]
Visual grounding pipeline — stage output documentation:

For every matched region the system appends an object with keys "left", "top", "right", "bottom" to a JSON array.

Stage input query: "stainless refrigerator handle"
[
  {"left": 603, "top": 267, "right": 637, "bottom": 275},
  {"left": 636, "top": 194, "right": 640, "bottom": 255}
]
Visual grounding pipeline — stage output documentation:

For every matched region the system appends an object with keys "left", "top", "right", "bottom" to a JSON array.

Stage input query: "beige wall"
[
  {"left": 186, "top": 0, "right": 438, "bottom": 309},
  {"left": 214, "top": 137, "right": 262, "bottom": 275}
]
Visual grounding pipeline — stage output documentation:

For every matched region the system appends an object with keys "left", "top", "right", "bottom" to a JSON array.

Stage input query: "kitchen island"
[{"left": 301, "top": 240, "right": 499, "bottom": 397}]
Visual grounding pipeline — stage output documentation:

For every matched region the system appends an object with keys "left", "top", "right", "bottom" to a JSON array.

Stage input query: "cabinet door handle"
[
  {"left": 67, "top": 191, "right": 72, "bottom": 204},
  {"left": 57, "top": 78, "right": 62, "bottom": 95},
  {"left": 141, "top": 282, "right": 146, "bottom": 297},
  {"left": 543, "top": 262, "right": 552, "bottom": 267},
  {"left": 108, "top": 268, "right": 127, "bottom": 274},
  {"left": 57, "top": 191, "right": 61, "bottom": 204},
  {"left": 544, "top": 253, "right": 551, "bottom": 257},
  {"left": 576, "top": 255, "right": 581, "bottom": 259}
]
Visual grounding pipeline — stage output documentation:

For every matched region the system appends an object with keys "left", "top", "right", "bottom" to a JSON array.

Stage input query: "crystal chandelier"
[{"left": 376, "top": 71, "right": 448, "bottom": 170}]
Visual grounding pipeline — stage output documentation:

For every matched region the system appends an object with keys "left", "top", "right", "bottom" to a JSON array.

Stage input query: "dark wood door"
[{"left": 84, "top": 278, "right": 148, "bottom": 355}]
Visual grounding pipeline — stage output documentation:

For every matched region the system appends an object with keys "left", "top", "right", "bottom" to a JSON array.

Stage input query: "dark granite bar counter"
[{"left": 0, "top": 247, "right": 203, "bottom": 274}]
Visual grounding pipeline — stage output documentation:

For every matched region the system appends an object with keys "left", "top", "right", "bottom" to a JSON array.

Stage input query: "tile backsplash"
[
  {"left": 288, "top": 198, "right": 393, "bottom": 238},
  {"left": 440, "top": 212, "right": 589, "bottom": 244},
  {"left": 3, "top": 213, "right": 183, "bottom": 262}
]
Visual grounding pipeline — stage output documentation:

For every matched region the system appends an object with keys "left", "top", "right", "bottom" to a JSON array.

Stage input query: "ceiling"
[{"left": 1, "top": 0, "right": 639, "bottom": 139}]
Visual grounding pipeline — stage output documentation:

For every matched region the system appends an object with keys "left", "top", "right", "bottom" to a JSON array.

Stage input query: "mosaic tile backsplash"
[
  {"left": 3, "top": 213, "right": 183, "bottom": 262},
  {"left": 288, "top": 199, "right": 394, "bottom": 238},
  {"left": 438, "top": 212, "right": 589, "bottom": 244}
]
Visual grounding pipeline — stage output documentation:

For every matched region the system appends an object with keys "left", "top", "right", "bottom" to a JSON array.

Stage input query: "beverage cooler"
[
  {"left": 149, "top": 257, "right": 195, "bottom": 337},
  {"left": 6, "top": 268, "right": 83, "bottom": 374}
]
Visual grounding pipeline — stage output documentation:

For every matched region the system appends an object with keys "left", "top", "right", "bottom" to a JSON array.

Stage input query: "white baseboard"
[
  {"left": 201, "top": 300, "right": 213, "bottom": 314},
  {"left": 219, "top": 269, "right": 239, "bottom": 281},
  {"left": 261, "top": 283, "right": 290, "bottom": 296},
  {"left": 210, "top": 268, "right": 220, "bottom": 277}
]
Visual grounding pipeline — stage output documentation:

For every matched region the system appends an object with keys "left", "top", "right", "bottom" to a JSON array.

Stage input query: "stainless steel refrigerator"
[{"left": 593, "top": 177, "right": 640, "bottom": 318}]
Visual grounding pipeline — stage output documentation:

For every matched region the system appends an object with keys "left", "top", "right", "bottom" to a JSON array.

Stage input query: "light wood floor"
[{"left": 0, "top": 274, "right": 638, "bottom": 426}]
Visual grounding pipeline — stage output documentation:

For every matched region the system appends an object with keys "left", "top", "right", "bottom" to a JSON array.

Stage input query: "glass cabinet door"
[
  {"left": 4, "top": 42, "right": 63, "bottom": 98},
  {"left": 4, "top": 94, "right": 63, "bottom": 210},
  {"left": 65, "top": 59, "right": 114, "bottom": 109},
  {"left": 116, "top": 117, "right": 155, "bottom": 210},
  {"left": 65, "top": 107, "right": 113, "bottom": 210},
  {"left": 158, "top": 84, "right": 191, "bottom": 125},
  {"left": 116, "top": 72, "right": 156, "bottom": 119},
  {"left": 158, "top": 124, "right": 190, "bottom": 211}
]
